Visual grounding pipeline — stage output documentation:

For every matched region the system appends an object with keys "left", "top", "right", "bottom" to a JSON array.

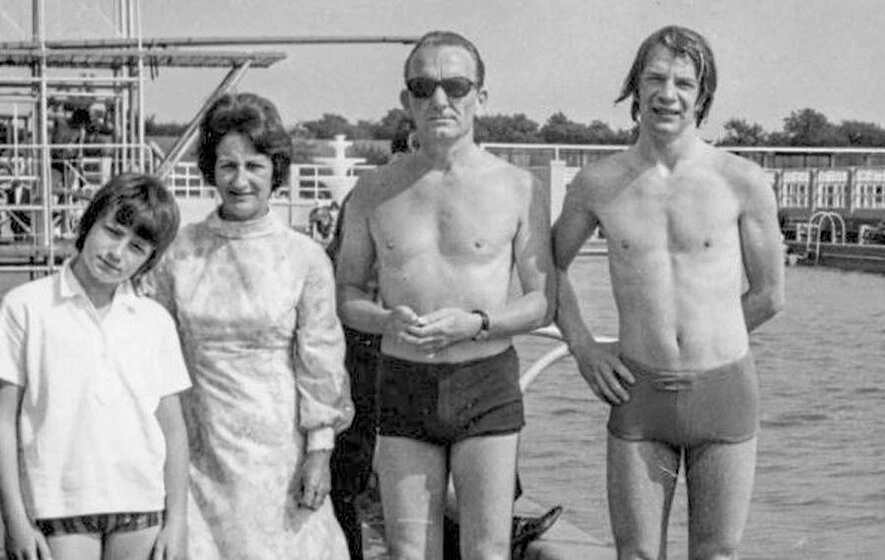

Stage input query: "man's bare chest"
[{"left": 371, "top": 194, "right": 517, "bottom": 260}]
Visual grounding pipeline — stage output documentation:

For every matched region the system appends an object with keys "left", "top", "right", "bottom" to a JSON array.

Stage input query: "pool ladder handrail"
[{"left": 802, "top": 211, "right": 846, "bottom": 263}]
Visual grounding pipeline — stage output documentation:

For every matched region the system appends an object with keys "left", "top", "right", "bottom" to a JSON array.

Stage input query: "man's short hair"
[
  {"left": 76, "top": 173, "right": 180, "bottom": 276},
  {"left": 403, "top": 31, "right": 485, "bottom": 87},
  {"left": 615, "top": 25, "right": 717, "bottom": 126},
  {"left": 198, "top": 92, "right": 293, "bottom": 191}
]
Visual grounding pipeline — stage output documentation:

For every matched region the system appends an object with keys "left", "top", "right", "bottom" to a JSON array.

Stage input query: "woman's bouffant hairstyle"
[
  {"left": 615, "top": 25, "right": 717, "bottom": 127},
  {"left": 75, "top": 173, "right": 180, "bottom": 276},
  {"left": 197, "top": 92, "right": 293, "bottom": 191}
]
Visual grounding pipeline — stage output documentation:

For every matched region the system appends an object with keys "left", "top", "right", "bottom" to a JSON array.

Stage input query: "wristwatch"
[{"left": 470, "top": 309, "right": 491, "bottom": 341}]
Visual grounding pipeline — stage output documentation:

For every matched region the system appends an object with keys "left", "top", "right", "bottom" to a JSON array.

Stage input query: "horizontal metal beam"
[
  {"left": 0, "top": 35, "right": 420, "bottom": 50},
  {"left": 0, "top": 76, "right": 139, "bottom": 86},
  {"left": 0, "top": 48, "right": 287, "bottom": 69}
]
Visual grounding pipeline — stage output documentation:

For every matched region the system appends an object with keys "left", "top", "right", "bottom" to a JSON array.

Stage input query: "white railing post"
[{"left": 549, "top": 160, "right": 567, "bottom": 224}]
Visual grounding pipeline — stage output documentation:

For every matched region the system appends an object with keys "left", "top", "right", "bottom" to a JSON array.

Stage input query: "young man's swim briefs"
[{"left": 608, "top": 352, "right": 758, "bottom": 448}]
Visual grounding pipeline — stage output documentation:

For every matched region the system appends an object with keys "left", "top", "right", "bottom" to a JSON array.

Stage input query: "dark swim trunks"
[
  {"left": 608, "top": 352, "right": 758, "bottom": 448},
  {"left": 378, "top": 347, "right": 525, "bottom": 446}
]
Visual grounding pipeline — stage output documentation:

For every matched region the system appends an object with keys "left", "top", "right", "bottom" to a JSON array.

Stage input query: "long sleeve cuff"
[{"left": 306, "top": 427, "right": 335, "bottom": 452}]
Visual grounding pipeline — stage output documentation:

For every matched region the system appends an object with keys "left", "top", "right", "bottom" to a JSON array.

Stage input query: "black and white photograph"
[{"left": 0, "top": 1, "right": 882, "bottom": 559}]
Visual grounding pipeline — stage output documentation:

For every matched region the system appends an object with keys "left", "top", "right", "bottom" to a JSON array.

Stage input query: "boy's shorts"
[{"left": 35, "top": 510, "right": 164, "bottom": 537}]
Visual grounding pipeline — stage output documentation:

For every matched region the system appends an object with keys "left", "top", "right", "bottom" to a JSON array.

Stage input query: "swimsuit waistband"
[
  {"left": 379, "top": 346, "right": 517, "bottom": 374},
  {"left": 619, "top": 351, "right": 754, "bottom": 391}
]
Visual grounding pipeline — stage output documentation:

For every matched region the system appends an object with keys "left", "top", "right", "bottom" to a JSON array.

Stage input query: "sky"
[{"left": 2, "top": 0, "right": 883, "bottom": 141}]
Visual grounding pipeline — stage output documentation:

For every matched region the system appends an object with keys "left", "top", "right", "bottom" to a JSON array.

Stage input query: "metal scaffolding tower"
[
  {"left": 0, "top": 0, "right": 281, "bottom": 274},
  {"left": 0, "top": 0, "right": 415, "bottom": 276}
]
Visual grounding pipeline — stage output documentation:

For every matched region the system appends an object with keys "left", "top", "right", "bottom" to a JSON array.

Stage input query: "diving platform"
[{"left": 0, "top": 48, "right": 286, "bottom": 70}]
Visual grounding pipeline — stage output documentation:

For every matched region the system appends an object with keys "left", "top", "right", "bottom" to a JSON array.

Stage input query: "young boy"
[{"left": 0, "top": 173, "right": 190, "bottom": 560}]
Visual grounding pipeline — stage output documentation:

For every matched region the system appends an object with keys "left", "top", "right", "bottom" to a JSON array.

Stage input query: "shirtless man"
[
  {"left": 336, "top": 31, "right": 554, "bottom": 560},
  {"left": 554, "top": 26, "right": 785, "bottom": 559}
]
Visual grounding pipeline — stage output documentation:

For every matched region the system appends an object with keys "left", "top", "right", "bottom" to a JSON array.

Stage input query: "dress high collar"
[{"left": 205, "top": 208, "right": 284, "bottom": 239}]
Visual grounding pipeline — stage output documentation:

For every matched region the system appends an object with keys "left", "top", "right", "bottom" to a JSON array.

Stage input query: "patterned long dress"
[{"left": 150, "top": 210, "right": 354, "bottom": 559}]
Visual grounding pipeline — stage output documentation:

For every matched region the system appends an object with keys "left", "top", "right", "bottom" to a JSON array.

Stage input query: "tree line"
[
  {"left": 721, "top": 109, "right": 885, "bottom": 147},
  {"left": 146, "top": 107, "right": 885, "bottom": 148}
]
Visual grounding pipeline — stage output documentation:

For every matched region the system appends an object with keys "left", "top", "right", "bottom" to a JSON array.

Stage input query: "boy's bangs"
[{"left": 112, "top": 201, "right": 167, "bottom": 246}]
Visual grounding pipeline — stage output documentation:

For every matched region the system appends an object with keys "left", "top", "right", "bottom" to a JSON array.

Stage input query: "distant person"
[
  {"left": 0, "top": 174, "right": 189, "bottom": 560},
  {"left": 309, "top": 200, "right": 340, "bottom": 245},
  {"left": 326, "top": 130, "right": 408, "bottom": 560},
  {"left": 44, "top": 101, "right": 84, "bottom": 232},
  {"left": 389, "top": 125, "right": 415, "bottom": 159},
  {"left": 336, "top": 31, "right": 555, "bottom": 559},
  {"left": 49, "top": 100, "right": 81, "bottom": 182},
  {"left": 69, "top": 104, "right": 91, "bottom": 151},
  {"left": 85, "top": 103, "right": 114, "bottom": 150},
  {"left": 148, "top": 92, "right": 353, "bottom": 558},
  {"left": 0, "top": 165, "right": 32, "bottom": 241},
  {"left": 553, "top": 26, "right": 785, "bottom": 558},
  {"left": 84, "top": 102, "right": 114, "bottom": 184}
]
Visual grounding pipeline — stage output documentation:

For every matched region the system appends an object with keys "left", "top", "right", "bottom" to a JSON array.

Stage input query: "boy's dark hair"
[
  {"left": 403, "top": 31, "right": 485, "bottom": 87},
  {"left": 75, "top": 173, "right": 180, "bottom": 276},
  {"left": 615, "top": 25, "right": 718, "bottom": 126},
  {"left": 198, "top": 92, "right": 293, "bottom": 191}
]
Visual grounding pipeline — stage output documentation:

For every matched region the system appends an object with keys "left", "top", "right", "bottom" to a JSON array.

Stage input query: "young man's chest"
[{"left": 597, "top": 166, "right": 742, "bottom": 255}]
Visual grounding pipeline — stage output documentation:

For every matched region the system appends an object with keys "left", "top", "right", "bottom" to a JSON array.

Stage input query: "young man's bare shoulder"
[
  {"left": 571, "top": 149, "right": 637, "bottom": 195},
  {"left": 715, "top": 148, "right": 772, "bottom": 197}
]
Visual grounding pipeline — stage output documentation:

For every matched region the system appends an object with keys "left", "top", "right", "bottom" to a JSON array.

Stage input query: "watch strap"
[{"left": 470, "top": 309, "right": 490, "bottom": 341}]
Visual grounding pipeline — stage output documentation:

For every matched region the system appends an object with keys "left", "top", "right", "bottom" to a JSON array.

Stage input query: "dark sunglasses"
[{"left": 405, "top": 77, "right": 476, "bottom": 99}]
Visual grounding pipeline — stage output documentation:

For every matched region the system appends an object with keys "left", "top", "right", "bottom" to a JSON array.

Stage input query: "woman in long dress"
[{"left": 149, "top": 92, "right": 353, "bottom": 559}]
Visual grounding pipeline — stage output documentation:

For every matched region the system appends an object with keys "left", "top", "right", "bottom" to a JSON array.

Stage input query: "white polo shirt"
[{"left": 0, "top": 263, "right": 191, "bottom": 518}]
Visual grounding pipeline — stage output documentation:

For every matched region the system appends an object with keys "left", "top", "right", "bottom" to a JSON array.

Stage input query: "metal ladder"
[{"left": 802, "top": 211, "right": 846, "bottom": 264}]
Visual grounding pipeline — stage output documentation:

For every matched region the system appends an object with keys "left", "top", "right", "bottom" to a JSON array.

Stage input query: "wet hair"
[
  {"left": 75, "top": 173, "right": 180, "bottom": 276},
  {"left": 403, "top": 31, "right": 485, "bottom": 87},
  {"left": 615, "top": 25, "right": 717, "bottom": 126},
  {"left": 198, "top": 92, "right": 293, "bottom": 191}
]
